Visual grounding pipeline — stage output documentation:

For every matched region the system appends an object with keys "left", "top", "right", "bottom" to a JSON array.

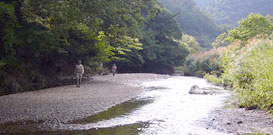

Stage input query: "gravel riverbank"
[
  {"left": 0, "top": 73, "right": 168, "bottom": 125},
  {"left": 207, "top": 95, "right": 273, "bottom": 135}
]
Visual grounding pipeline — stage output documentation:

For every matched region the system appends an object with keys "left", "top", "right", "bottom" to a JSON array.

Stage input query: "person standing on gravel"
[
  {"left": 111, "top": 63, "right": 117, "bottom": 76},
  {"left": 75, "top": 60, "right": 84, "bottom": 87}
]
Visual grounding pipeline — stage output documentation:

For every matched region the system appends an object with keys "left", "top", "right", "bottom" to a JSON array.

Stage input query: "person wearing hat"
[{"left": 75, "top": 60, "right": 84, "bottom": 87}]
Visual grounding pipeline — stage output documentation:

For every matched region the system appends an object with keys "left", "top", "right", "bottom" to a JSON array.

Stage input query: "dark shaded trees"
[
  {"left": 140, "top": 10, "right": 189, "bottom": 74},
  {"left": 0, "top": 0, "right": 191, "bottom": 94},
  {"left": 0, "top": 0, "right": 157, "bottom": 94}
]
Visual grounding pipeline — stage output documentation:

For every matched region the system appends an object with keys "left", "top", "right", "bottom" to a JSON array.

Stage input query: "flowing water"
[
  {"left": 1, "top": 76, "right": 232, "bottom": 135},
  {"left": 58, "top": 76, "right": 232, "bottom": 135}
]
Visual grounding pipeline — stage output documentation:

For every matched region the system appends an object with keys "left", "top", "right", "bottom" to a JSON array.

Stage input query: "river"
[
  {"left": 1, "top": 76, "right": 232, "bottom": 135},
  {"left": 55, "top": 76, "right": 231, "bottom": 135}
]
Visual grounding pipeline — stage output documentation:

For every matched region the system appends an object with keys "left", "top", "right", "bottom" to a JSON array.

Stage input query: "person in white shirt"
[{"left": 75, "top": 60, "right": 84, "bottom": 87}]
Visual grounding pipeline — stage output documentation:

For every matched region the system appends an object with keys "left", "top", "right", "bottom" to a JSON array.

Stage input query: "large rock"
[
  {"left": 189, "top": 85, "right": 209, "bottom": 95},
  {"left": 189, "top": 85, "right": 227, "bottom": 95}
]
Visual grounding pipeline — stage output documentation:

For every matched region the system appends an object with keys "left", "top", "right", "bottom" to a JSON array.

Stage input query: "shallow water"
[
  {"left": 58, "top": 76, "right": 232, "bottom": 135},
  {"left": 1, "top": 76, "right": 232, "bottom": 135}
]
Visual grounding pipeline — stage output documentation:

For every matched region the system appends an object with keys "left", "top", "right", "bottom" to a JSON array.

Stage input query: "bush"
[
  {"left": 232, "top": 42, "right": 273, "bottom": 110},
  {"left": 204, "top": 14, "right": 273, "bottom": 113},
  {"left": 203, "top": 74, "right": 223, "bottom": 85},
  {"left": 183, "top": 54, "right": 221, "bottom": 77}
]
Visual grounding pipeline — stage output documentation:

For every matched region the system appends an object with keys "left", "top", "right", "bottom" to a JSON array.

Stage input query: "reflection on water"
[
  {"left": 1, "top": 123, "right": 144, "bottom": 135},
  {"left": 0, "top": 76, "right": 232, "bottom": 135},
  {"left": 73, "top": 99, "right": 154, "bottom": 124}
]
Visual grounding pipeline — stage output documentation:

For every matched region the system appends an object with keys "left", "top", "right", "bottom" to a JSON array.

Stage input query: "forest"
[
  {"left": 159, "top": 0, "right": 226, "bottom": 48},
  {"left": 203, "top": 0, "right": 273, "bottom": 27},
  {"left": 0, "top": 0, "right": 192, "bottom": 94}
]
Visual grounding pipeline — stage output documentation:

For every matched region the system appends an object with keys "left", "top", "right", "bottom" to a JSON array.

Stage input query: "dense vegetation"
[
  {"left": 204, "top": 0, "right": 273, "bottom": 27},
  {"left": 0, "top": 0, "right": 192, "bottom": 94},
  {"left": 201, "top": 14, "right": 273, "bottom": 112},
  {"left": 137, "top": 10, "right": 190, "bottom": 74},
  {"left": 160, "top": 0, "right": 225, "bottom": 48}
]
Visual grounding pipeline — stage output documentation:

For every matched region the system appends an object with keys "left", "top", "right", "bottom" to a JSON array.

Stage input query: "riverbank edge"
[{"left": 207, "top": 91, "right": 273, "bottom": 135}]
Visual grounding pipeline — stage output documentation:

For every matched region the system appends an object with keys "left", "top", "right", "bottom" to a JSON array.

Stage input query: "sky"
[{"left": 194, "top": 0, "right": 214, "bottom": 7}]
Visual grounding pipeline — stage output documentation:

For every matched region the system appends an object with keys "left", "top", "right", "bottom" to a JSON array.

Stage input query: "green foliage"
[
  {"left": 183, "top": 54, "right": 221, "bottom": 77},
  {"left": 205, "top": 14, "right": 273, "bottom": 112},
  {"left": 203, "top": 74, "right": 223, "bottom": 85},
  {"left": 138, "top": 10, "right": 190, "bottom": 74},
  {"left": 183, "top": 59, "right": 201, "bottom": 76},
  {"left": 227, "top": 14, "right": 273, "bottom": 42},
  {"left": 0, "top": 0, "right": 191, "bottom": 94},
  {"left": 0, "top": 0, "right": 162, "bottom": 94},
  {"left": 266, "top": 15, "right": 273, "bottom": 24},
  {"left": 179, "top": 34, "right": 200, "bottom": 53},
  {"left": 212, "top": 32, "right": 228, "bottom": 48},
  {"left": 215, "top": 14, "right": 273, "bottom": 44},
  {"left": 0, "top": 2, "right": 17, "bottom": 67},
  {"left": 232, "top": 42, "right": 273, "bottom": 110}
]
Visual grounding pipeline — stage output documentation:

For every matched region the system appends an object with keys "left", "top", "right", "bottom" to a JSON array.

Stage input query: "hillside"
[
  {"left": 204, "top": 0, "right": 273, "bottom": 27},
  {"left": 202, "top": 14, "right": 273, "bottom": 112},
  {"left": 159, "top": 0, "right": 224, "bottom": 48}
]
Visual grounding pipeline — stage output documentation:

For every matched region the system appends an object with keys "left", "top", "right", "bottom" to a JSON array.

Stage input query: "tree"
[
  {"left": 0, "top": 0, "right": 161, "bottom": 94},
  {"left": 0, "top": 2, "right": 17, "bottom": 68},
  {"left": 212, "top": 32, "right": 228, "bottom": 48},
  {"left": 226, "top": 14, "right": 273, "bottom": 42},
  {"left": 140, "top": 10, "right": 189, "bottom": 74},
  {"left": 179, "top": 34, "right": 200, "bottom": 53}
]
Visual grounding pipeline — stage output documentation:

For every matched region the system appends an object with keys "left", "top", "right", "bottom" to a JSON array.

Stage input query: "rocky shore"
[{"left": 207, "top": 94, "right": 273, "bottom": 135}]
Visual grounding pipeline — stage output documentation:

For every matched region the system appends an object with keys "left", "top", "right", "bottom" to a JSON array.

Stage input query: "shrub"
[
  {"left": 232, "top": 42, "right": 273, "bottom": 110},
  {"left": 204, "top": 14, "right": 273, "bottom": 113},
  {"left": 203, "top": 74, "right": 223, "bottom": 85},
  {"left": 183, "top": 53, "right": 221, "bottom": 77}
]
